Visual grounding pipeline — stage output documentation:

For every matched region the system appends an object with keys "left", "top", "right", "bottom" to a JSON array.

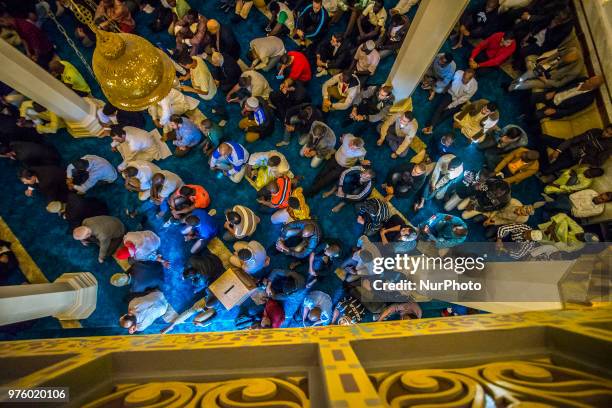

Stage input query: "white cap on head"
[
  {"left": 530, "top": 230, "right": 543, "bottom": 241},
  {"left": 364, "top": 40, "right": 376, "bottom": 51},
  {"left": 246, "top": 96, "right": 259, "bottom": 109},
  {"left": 110, "top": 273, "right": 130, "bottom": 287},
  {"left": 46, "top": 201, "right": 64, "bottom": 214}
]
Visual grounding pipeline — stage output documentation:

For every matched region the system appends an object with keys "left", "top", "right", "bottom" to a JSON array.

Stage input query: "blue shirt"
[
  {"left": 210, "top": 142, "right": 249, "bottom": 175},
  {"left": 421, "top": 213, "right": 467, "bottom": 249},
  {"left": 190, "top": 209, "right": 218, "bottom": 240},
  {"left": 174, "top": 118, "right": 202, "bottom": 148},
  {"left": 66, "top": 155, "right": 117, "bottom": 193}
]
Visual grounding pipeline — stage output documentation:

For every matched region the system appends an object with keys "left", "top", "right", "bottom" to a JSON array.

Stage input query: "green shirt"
[
  {"left": 173, "top": 0, "right": 191, "bottom": 19},
  {"left": 60, "top": 61, "right": 91, "bottom": 94}
]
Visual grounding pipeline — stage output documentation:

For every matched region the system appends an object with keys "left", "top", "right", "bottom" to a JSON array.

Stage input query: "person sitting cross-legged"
[
  {"left": 168, "top": 115, "right": 202, "bottom": 157},
  {"left": 322, "top": 71, "right": 361, "bottom": 112},
  {"left": 302, "top": 289, "right": 333, "bottom": 326},
  {"left": 238, "top": 97, "right": 274, "bottom": 143},
  {"left": 494, "top": 147, "right": 540, "bottom": 186},
  {"left": 223, "top": 205, "right": 260, "bottom": 242},
  {"left": 355, "top": 198, "right": 391, "bottom": 236},
  {"left": 344, "top": 84, "right": 395, "bottom": 132},
  {"left": 181, "top": 209, "right": 218, "bottom": 254},
  {"left": 299, "top": 121, "right": 336, "bottom": 168},
  {"left": 377, "top": 110, "right": 418, "bottom": 159},
  {"left": 315, "top": 33, "right": 353, "bottom": 77},
  {"left": 453, "top": 99, "right": 499, "bottom": 143},
  {"left": 421, "top": 53, "right": 456, "bottom": 101},
  {"left": 246, "top": 150, "right": 292, "bottom": 190},
  {"left": 324, "top": 166, "right": 374, "bottom": 213},
  {"left": 419, "top": 213, "right": 468, "bottom": 250},
  {"left": 274, "top": 219, "right": 321, "bottom": 259},
  {"left": 229, "top": 240, "right": 270, "bottom": 274},
  {"left": 209, "top": 142, "right": 250, "bottom": 183},
  {"left": 415, "top": 154, "right": 463, "bottom": 210},
  {"left": 422, "top": 69, "right": 478, "bottom": 135}
]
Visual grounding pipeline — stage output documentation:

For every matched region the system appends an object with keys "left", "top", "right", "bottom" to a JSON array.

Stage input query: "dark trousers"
[
  {"left": 305, "top": 158, "right": 345, "bottom": 197},
  {"left": 533, "top": 134, "right": 576, "bottom": 175},
  {"left": 542, "top": 195, "right": 572, "bottom": 214},
  {"left": 427, "top": 93, "right": 460, "bottom": 129}
]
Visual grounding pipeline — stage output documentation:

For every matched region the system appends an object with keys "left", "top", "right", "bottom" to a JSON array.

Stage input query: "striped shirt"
[
  {"left": 210, "top": 142, "right": 250, "bottom": 175},
  {"left": 270, "top": 176, "right": 292, "bottom": 209},
  {"left": 231, "top": 205, "right": 259, "bottom": 239},
  {"left": 497, "top": 223, "right": 536, "bottom": 260}
]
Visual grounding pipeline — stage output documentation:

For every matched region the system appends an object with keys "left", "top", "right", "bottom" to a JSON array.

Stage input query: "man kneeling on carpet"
[
  {"left": 238, "top": 97, "right": 274, "bottom": 143},
  {"left": 209, "top": 141, "right": 250, "bottom": 183}
]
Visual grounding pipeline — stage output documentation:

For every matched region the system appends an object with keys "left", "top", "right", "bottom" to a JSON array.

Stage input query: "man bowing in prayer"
[{"left": 110, "top": 125, "right": 172, "bottom": 171}]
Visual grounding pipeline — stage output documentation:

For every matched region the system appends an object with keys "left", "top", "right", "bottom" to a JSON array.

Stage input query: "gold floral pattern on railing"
[
  {"left": 374, "top": 360, "right": 612, "bottom": 407},
  {"left": 82, "top": 378, "right": 309, "bottom": 408}
]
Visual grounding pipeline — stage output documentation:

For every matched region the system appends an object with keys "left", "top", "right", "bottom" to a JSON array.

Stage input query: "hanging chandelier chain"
[{"left": 46, "top": 8, "right": 96, "bottom": 80}]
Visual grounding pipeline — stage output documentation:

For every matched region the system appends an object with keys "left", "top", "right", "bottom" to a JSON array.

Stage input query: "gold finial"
[{"left": 66, "top": 0, "right": 176, "bottom": 111}]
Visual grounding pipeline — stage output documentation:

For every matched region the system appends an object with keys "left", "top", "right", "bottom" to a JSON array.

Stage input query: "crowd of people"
[{"left": 0, "top": 0, "right": 610, "bottom": 334}]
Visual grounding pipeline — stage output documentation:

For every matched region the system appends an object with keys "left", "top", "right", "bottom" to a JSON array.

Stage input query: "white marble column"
[
  {"left": 0, "top": 273, "right": 98, "bottom": 326},
  {"left": 0, "top": 39, "right": 103, "bottom": 137},
  {"left": 387, "top": 0, "right": 469, "bottom": 100}
]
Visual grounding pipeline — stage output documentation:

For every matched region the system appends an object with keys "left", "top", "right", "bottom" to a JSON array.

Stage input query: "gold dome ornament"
[
  {"left": 65, "top": 0, "right": 176, "bottom": 111},
  {"left": 92, "top": 30, "right": 176, "bottom": 111}
]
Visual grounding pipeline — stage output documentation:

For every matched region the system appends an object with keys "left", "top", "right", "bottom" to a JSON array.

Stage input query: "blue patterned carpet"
[{"left": 0, "top": 0, "right": 545, "bottom": 339}]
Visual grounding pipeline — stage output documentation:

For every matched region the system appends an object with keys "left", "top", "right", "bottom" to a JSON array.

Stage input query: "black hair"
[
  {"left": 72, "top": 158, "right": 89, "bottom": 171},
  {"left": 449, "top": 157, "right": 463, "bottom": 170},
  {"left": 185, "top": 215, "right": 200, "bottom": 226},
  {"left": 226, "top": 211, "right": 241, "bottom": 225},
  {"left": 288, "top": 196, "right": 300, "bottom": 209},
  {"left": 71, "top": 169, "right": 90, "bottom": 186},
  {"left": 32, "top": 102, "right": 46, "bottom": 113},
  {"left": 170, "top": 114, "right": 183, "bottom": 124},
  {"left": 124, "top": 166, "right": 138, "bottom": 177},
  {"left": 486, "top": 102, "right": 498, "bottom": 112},
  {"left": 268, "top": 1, "right": 280, "bottom": 13},
  {"left": 110, "top": 125, "right": 125, "bottom": 137},
  {"left": 268, "top": 155, "right": 281, "bottom": 167},
  {"left": 280, "top": 54, "right": 291, "bottom": 65},
  {"left": 505, "top": 127, "right": 522, "bottom": 140},
  {"left": 331, "top": 32, "right": 343, "bottom": 42},
  {"left": 237, "top": 248, "right": 252, "bottom": 261},
  {"left": 177, "top": 50, "right": 193, "bottom": 66},
  {"left": 19, "top": 168, "right": 35, "bottom": 179},
  {"left": 102, "top": 103, "right": 118, "bottom": 116},
  {"left": 179, "top": 186, "right": 195, "bottom": 196},
  {"left": 402, "top": 111, "right": 414, "bottom": 120}
]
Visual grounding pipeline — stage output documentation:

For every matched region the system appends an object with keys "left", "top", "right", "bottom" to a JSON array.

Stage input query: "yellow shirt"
[
  {"left": 60, "top": 61, "right": 91, "bottom": 94},
  {"left": 19, "top": 101, "right": 65, "bottom": 134},
  {"left": 287, "top": 187, "right": 310, "bottom": 220}
]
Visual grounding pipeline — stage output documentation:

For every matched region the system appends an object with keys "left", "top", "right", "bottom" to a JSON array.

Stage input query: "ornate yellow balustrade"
[{"left": 1, "top": 305, "right": 611, "bottom": 407}]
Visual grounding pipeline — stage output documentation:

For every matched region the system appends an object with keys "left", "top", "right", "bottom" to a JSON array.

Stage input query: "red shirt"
[
  {"left": 288, "top": 51, "right": 312, "bottom": 82},
  {"left": 14, "top": 19, "right": 53, "bottom": 56},
  {"left": 264, "top": 299, "right": 285, "bottom": 328},
  {"left": 470, "top": 32, "right": 516, "bottom": 68}
]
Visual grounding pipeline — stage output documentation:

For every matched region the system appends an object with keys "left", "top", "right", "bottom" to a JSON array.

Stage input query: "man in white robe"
[{"left": 111, "top": 125, "right": 172, "bottom": 171}]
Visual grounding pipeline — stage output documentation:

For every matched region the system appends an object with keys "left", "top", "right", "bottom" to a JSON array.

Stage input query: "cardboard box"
[{"left": 209, "top": 268, "right": 256, "bottom": 310}]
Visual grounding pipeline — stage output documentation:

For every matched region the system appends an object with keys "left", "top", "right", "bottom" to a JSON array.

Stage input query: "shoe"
[{"left": 276, "top": 140, "right": 289, "bottom": 147}]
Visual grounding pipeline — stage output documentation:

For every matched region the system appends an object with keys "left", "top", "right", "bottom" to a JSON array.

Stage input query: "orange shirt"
[
  {"left": 186, "top": 184, "right": 210, "bottom": 208},
  {"left": 270, "top": 176, "right": 291, "bottom": 209}
]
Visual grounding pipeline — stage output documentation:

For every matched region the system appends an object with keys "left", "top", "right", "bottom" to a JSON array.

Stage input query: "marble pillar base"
[
  {"left": 65, "top": 99, "right": 105, "bottom": 138},
  {"left": 54, "top": 273, "right": 98, "bottom": 321}
]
